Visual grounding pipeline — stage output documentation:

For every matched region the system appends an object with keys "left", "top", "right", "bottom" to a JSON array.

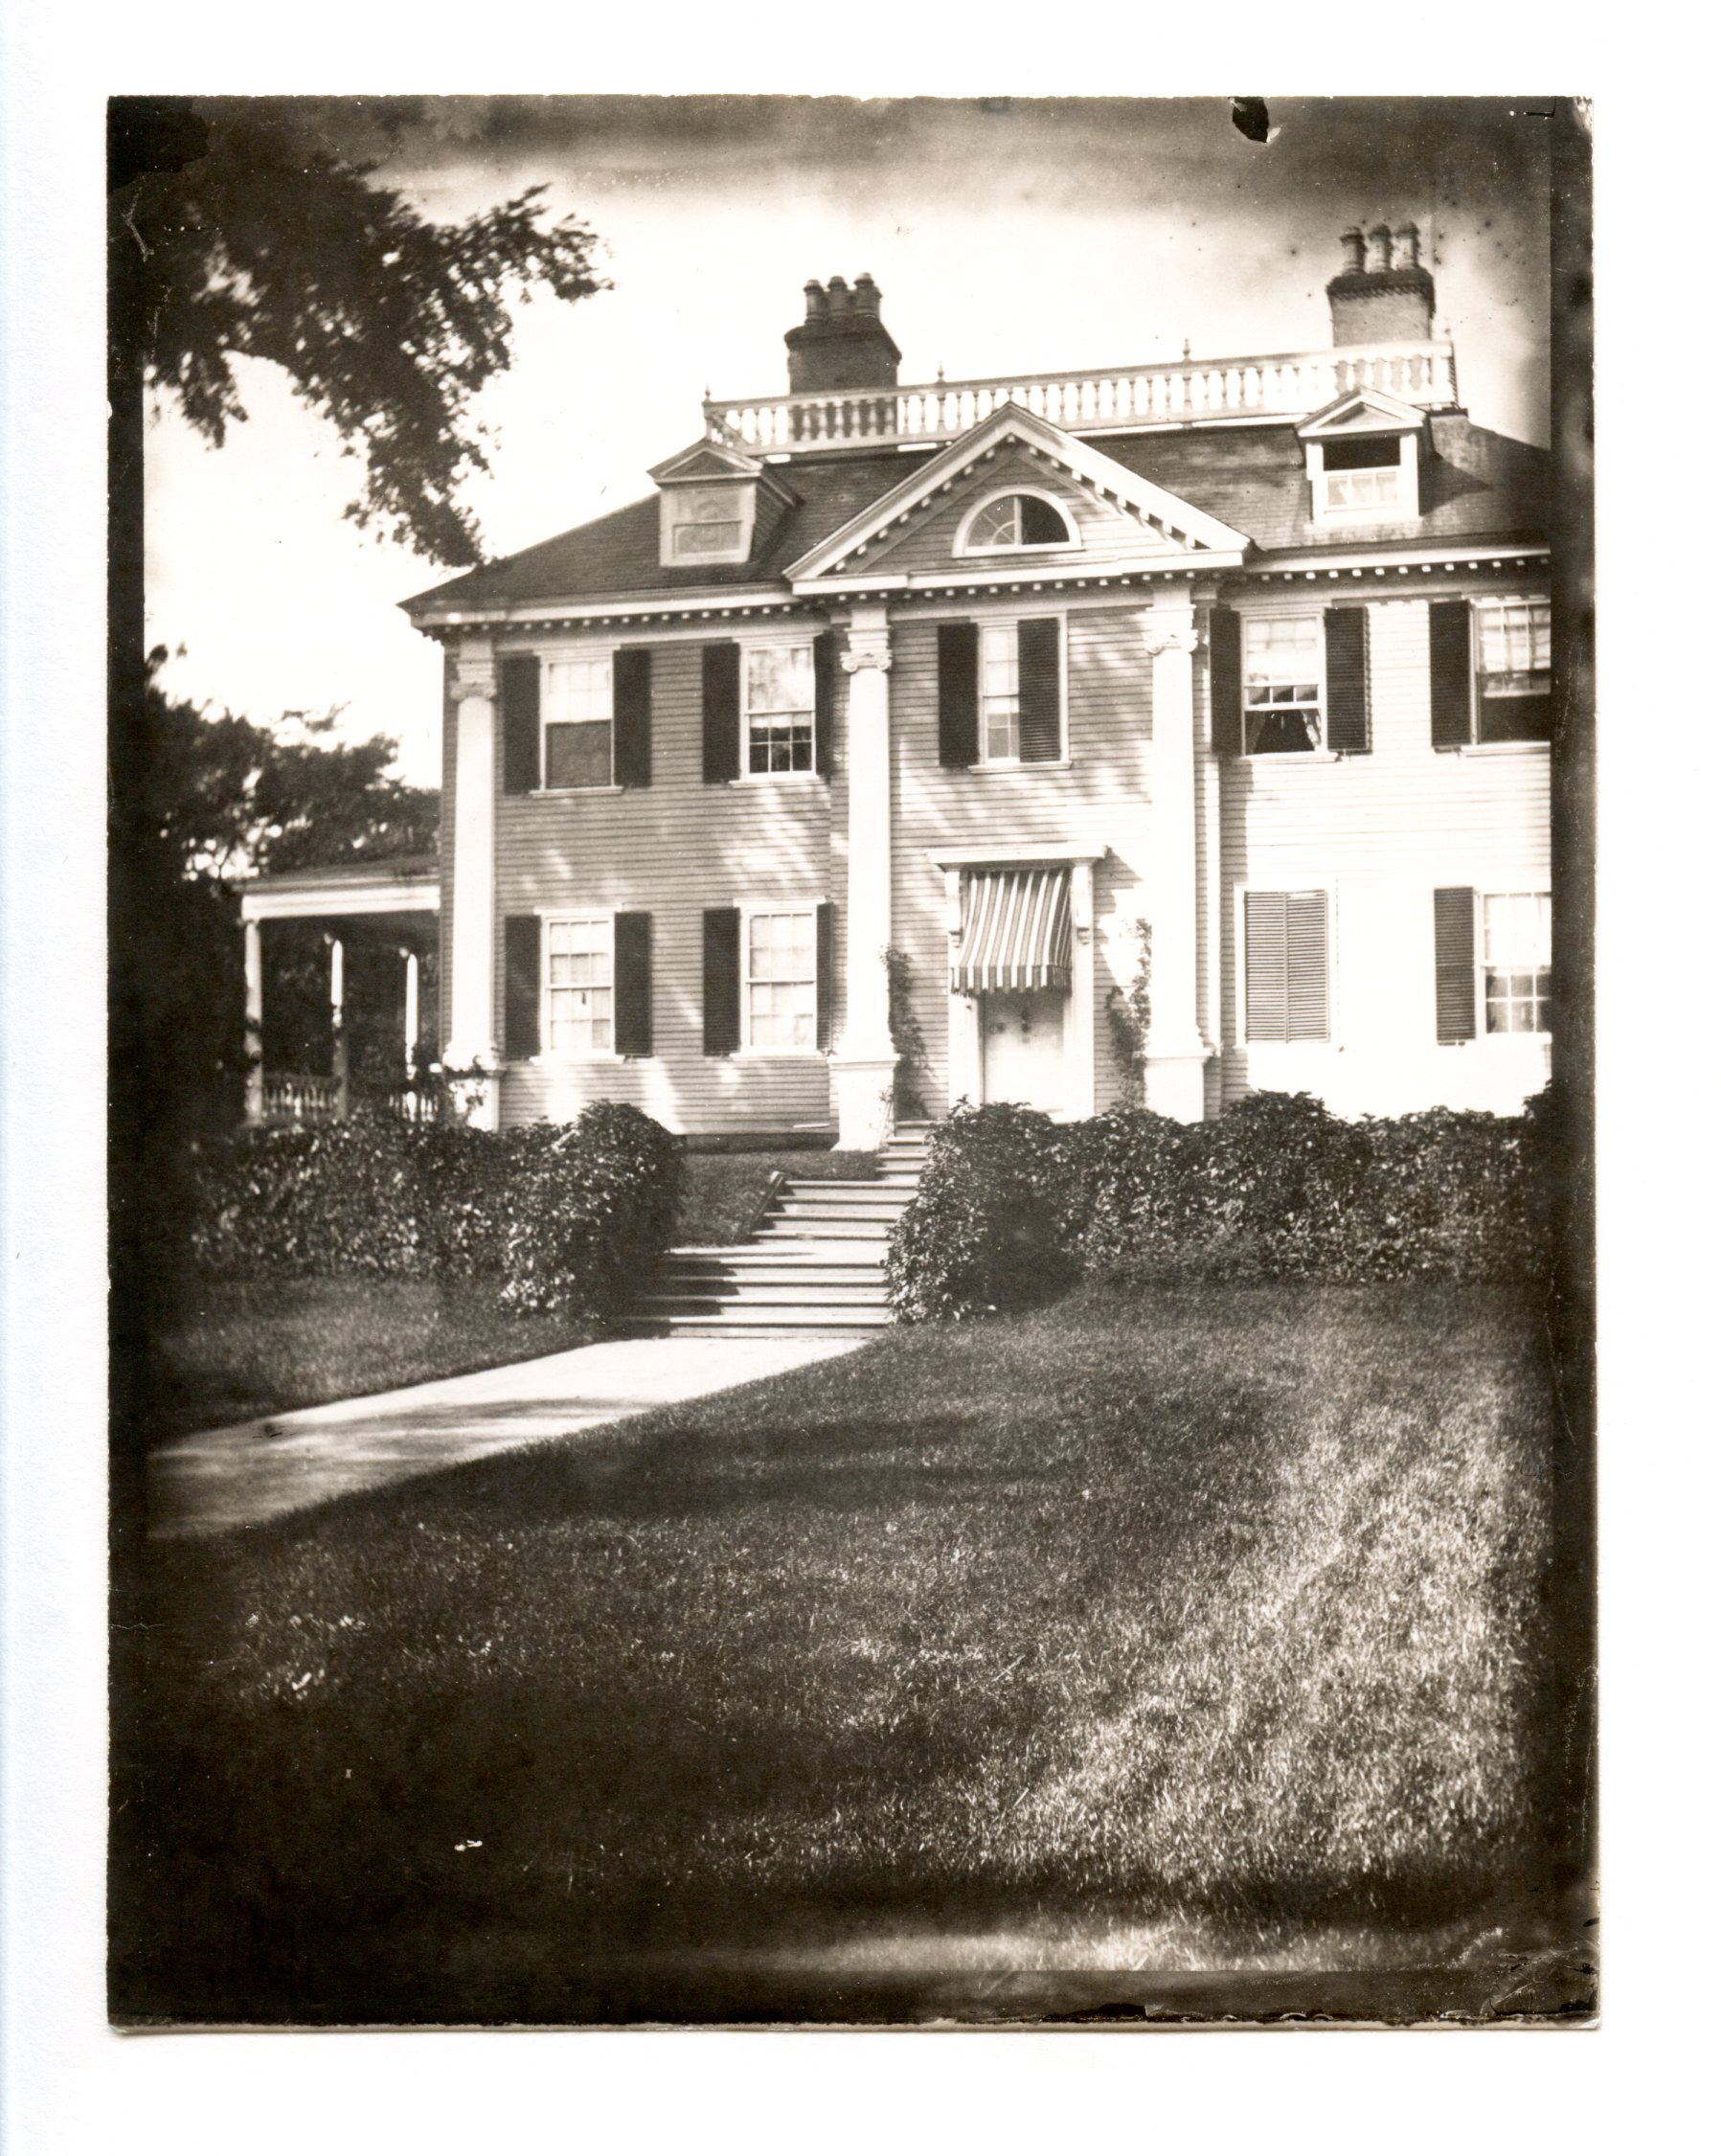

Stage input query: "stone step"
[
  {"left": 632, "top": 1306, "right": 894, "bottom": 1336},
  {"left": 778, "top": 1178, "right": 906, "bottom": 1198},
  {"left": 660, "top": 1259, "right": 886, "bottom": 1285},
  {"left": 642, "top": 1282, "right": 891, "bottom": 1309},
  {"left": 756, "top": 1215, "right": 892, "bottom": 1240},
  {"left": 773, "top": 1199, "right": 910, "bottom": 1223}
]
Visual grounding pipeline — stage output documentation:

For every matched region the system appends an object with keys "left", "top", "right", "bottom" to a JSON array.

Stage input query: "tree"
[{"left": 118, "top": 99, "right": 606, "bottom": 567}]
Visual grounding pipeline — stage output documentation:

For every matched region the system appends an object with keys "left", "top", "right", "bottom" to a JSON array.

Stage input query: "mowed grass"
[
  {"left": 149, "top": 1278, "right": 602, "bottom": 1440},
  {"left": 113, "top": 1280, "right": 1568, "bottom": 2023}
]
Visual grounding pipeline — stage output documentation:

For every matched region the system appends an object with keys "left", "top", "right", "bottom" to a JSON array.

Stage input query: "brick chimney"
[
  {"left": 785, "top": 274, "right": 902, "bottom": 394},
  {"left": 1325, "top": 222, "right": 1436, "bottom": 345}
]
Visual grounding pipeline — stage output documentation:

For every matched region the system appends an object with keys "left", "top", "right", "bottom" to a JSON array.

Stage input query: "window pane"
[
  {"left": 747, "top": 645, "right": 814, "bottom": 714},
  {"left": 674, "top": 520, "right": 742, "bottom": 556},
  {"left": 688, "top": 488, "right": 741, "bottom": 523},
  {"left": 968, "top": 498, "right": 1019, "bottom": 549},
  {"left": 545, "top": 720, "right": 611, "bottom": 789},
  {"left": 544, "top": 659, "right": 611, "bottom": 725},
  {"left": 1019, "top": 494, "right": 1071, "bottom": 543}
]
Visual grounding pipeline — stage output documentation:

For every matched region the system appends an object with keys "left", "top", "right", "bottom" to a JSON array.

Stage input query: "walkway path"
[{"left": 147, "top": 1333, "right": 861, "bottom": 1541}]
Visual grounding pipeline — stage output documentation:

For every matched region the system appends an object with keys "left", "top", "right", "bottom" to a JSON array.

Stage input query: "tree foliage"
[{"left": 122, "top": 102, "right": 606, "bottom": 565}]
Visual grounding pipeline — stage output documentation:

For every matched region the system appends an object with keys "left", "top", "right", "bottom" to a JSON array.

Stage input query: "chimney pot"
[
  {"left": 827, "top": 275, "right": 852, "bottom": 314},
  {"left": 853, "top": 272, "right": 880, "bottom": 315},
  {"left": 1339, "top": 225, "right": 1366, "bottom": 274},
  {"left": 1366, "top": 222, "right": 1393, "bottom": 274},
  {"left": 782, "top": 271, "right": 900, "bottom": 393},
  {"left": 1393, "top": 222, "right": 1421, "bottom": 268},
  {"left": 804, "top": 279, "right": 827, "bottom": 321}
]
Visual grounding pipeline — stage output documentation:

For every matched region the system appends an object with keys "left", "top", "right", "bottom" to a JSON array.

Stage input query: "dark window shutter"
[
  {"left": 815, "top": 900, "right": 835, "bottom": 1051},
  {"left": 614, "top": 911, "right": 653, "bottom": 1057},
  {"left": 702, "top": 642, "right": 741, "bottom": 783},
  {"left": 503, "top": 914, "right": 541, "bottom": 1059},
  {"left": 613, "top": 647, "right": 652, "bottom": 787},
  {"left": 1208, "top": 607, "right": 1242, "bottom": 756},
  {"left": 813, "top": 631, "right": 837, "bottom": 778},
  {"left": 501, "top": 656, "right": 541, "bottom": 795},
  {"left": 938, "top": 621, "right": 980, "bottom": 768},
  {"left": 1429, "top": 601, "right": 1473, "bottom": 749},
  {"left": 1017, "top": 617, "right": 1062, "bottom": 761},
  {"left": 702, "top": 907, "right": 741, "bottom": 1055},
  {"left": 1434, "top": 886, "right": 1478, "bottom": 1043},
  {"left": 1325, "top": 608, "right": 1370, "bottom": 754}
]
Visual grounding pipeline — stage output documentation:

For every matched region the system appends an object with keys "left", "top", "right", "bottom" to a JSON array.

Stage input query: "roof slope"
[{"left": 405, "top": 414, "right": 1547, "bottom": 613}]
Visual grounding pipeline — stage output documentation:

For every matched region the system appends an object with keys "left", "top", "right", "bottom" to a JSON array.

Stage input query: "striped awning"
[{"left": 951, "top": 868, "right": 1073, "bottom": 994}]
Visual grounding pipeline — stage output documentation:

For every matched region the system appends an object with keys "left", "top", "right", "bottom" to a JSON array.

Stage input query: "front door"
[{"left": 981, "top": 989, "right": 1067, "bottom": 1114}]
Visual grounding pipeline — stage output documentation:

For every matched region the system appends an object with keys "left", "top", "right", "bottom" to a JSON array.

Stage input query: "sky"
[{"left": 144, "top": 97, "right": 1553, "bottom": 785}]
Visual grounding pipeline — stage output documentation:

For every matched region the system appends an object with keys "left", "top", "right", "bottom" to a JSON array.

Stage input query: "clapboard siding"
[
  {"left": 1218, "top": 593, "right": 1551, "bottom": 1116},
  {"left": 490, "top": 633, "right": 836, "bottom": 1131},
  {"left": 889, "top": 605, "right": 1154, "bottom": 1115},
  {"left": 857, "top": 443, "right": 1193, "bottom": 577}
]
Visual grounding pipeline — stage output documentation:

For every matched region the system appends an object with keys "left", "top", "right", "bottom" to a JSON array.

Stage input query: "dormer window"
[
  {"left": 1299, "top": 389, "right": 1424, "bottom": 527},
  {"left": 957, "top": 488, "right": 1078, "bottom": 555},
  {"left": 670, "top": 486, "right": 746, "bottom": 559},
  {"left": 650, "top": 438, "right": 798, "bottom": 570}
]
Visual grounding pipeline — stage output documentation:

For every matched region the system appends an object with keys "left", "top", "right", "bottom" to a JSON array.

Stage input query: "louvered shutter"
[
  {"left": 702, "top": 642, "right": 741, "bottom": 783},
  {"left": 613, "top": 911, "right": 652, "bottom": 1057},
  {"left": 613, "top": 648, "right": 652, "bottom": 788},
  {"left": 1434, "top": 886, "right": 1478, "bottom": 1043},
  {"left": 702, "top": 907, "right": 741, "bottom": 1055},
  {"left": 1325, "top": 609, "right": 1370, "bottom": 755},
  {"left": 938, "top": 622, "right": 980, "bottom": 768},
  {"left": 503, "top": 915, "right": 541, "bottom": 1059},
  {"left": 1429, "top": 601, "right": 1473, "bottom": 749},
  {"left": 813, "top": 631, "right": 837, "bottom": 778},
  {"left": 501, "top": 656, "right": 541, "bottom": 794},
  {"left": 1244, "top": 893, "right": 1287, "bottom": 1041},
  {"left": 1017, "top": 617, "right": 1062, "bottom": 762},
  {"left": 1208, "top": 606, "right": 1242, "bottom": 756},
  {"left": 1285, "top": 892, "right": 1329, "bottom": 1041},
  {"left": 815, "top": 901, "right": 835, "bottom": 1051}
]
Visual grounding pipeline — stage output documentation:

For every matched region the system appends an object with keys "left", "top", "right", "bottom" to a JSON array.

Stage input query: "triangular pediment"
[
  {"left": 648, "top": 437, "right": 768, "bottom": 485},
  {"left": 784, "top": 402, "right": 1250, "bottom": 585},
  {"left": 1298, "top": 388, "right": 1425, "bottom": 440}
]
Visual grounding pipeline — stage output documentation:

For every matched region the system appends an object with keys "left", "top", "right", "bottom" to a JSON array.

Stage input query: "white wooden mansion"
[{"left": 254, "top": 222, "right": 1551, "bottom": 1148}]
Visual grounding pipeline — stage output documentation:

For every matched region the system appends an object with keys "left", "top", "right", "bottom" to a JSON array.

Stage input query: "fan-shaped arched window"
[{"left": 960, "top": 490, "right": 1076, "bottom": 553}]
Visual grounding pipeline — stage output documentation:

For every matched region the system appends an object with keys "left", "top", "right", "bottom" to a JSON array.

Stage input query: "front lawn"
[
  {"left": 113, "top": 1279, "right": 1577, "bottom": 2023},
  {"left": 148, "top": 1277, "right": 602, "bottom": 1441}
]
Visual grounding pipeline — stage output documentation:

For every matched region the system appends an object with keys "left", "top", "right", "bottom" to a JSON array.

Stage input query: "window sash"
[
  {"left": 979, "top": 623, "right": 1021, "bottom": 761},
  {"left": 1482, "top": 891, "right": 1552, "bottom": 1034},
  {"left": 542, "top": 658, "right": 613, "bottom": 787},
  {"left": 672, "top": 488, "right": 745, "bottom": 556},
  {"left": 545, "top": 916, "right": 614, "bottom": 1054},
  {"left": 1325, "top": 465, "right": 1402, "bottom": 510},
  {"left": 745, "top": 909, "right": 817, "bottom": 1049},
  {"left": 1474, "top": 599, "right": 1551, "bottom": 692},
  {"left": 1243, "top": 615, "right": 1323, "bottom": 752},
  {"left": 745, "top": 645, "right": 816, "bottom": 774}
]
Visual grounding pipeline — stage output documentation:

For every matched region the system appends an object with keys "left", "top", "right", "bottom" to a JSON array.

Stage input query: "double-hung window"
[
  {"left": 546, "top": 916, "right": 613, "bottom": 1054},
  {"left": 1482, "top": 892, "right": 1552, "bottom": 1034},
  {"left": 937, "top": 617, "right": 1063, "bottom": 766},
  {"left": 1474, "top": 599, "right": 1551, "bottom": 743},
  {"left": 979, "top": 624, "right": 1023, "bottom": 761},
  {"left": 745, "top": 908, "right": 818, "bottom": 1049},
  {"left": 1243, "top": 616, "right": 1323, "bottom": 754},
  {"left": 671, "top": 486, "right": 745, "bottom": 559},
  {"left": 745, "top": 645, "right": 816, "bottom": 775},
  {"left": 543, "top": 657, "right": 613, "bottom": 789}
]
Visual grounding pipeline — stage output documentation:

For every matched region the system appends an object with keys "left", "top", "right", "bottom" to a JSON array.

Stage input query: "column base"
[
  {"left": 442, "top": 1053, "right": 501, "bottom": 1132},
  {"left": 830, "top": 1053, "right": 898, "bottom": 1152},
  {"left": 1143, "top": 1046, "right": 1212, "bottom": 1123}
]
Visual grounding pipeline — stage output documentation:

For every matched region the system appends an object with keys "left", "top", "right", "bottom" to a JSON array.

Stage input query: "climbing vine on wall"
[
  {"left": 1104, "top": 918, "right": 1153, "bottom": 1106},
  {"left": 884, "top": 947, "right": 929, "bottom": 1121}
]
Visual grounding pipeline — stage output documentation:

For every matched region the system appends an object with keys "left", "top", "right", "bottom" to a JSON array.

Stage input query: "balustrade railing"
[
  {"left": 706, "top": 340, "right": 1457, "bottom": 454},
  {"left": 258, "top": 1076, "right": 444, "bottom": 1125}
]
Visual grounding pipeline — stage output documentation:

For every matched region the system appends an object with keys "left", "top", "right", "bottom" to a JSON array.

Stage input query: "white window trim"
[
  {"left": 736, "top": 897, "right": 827, "bottom": 1057},
  {"left": 534, "top": 907, "right": 623, "bottom": 1064},
  {"left": 1239, "top": 609, "right": 1326, "bottom": 758},
  {"left": 954, "top": 485, "right": 1083, "bottom": 558},
  {"left": 536, "top": 644, "right": 619, "bottom": 795},
  {"left": 734, "top": 627, "right": 822, "bottom": 785},
  {"left": 1233, "top": 879, "right": 1338, "bottom": 1049},
  {"left": 955, "top": 608, "right": 1070, "bottom": 770},
  {"left": 1475, "top": 887, "right": 1553, "bottom": 1043},
  {"left": 1306, "top": 431, "right": 1420, "bottom": 525}
]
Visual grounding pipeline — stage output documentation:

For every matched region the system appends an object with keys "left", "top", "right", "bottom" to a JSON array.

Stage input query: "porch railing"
[{"left": 257, "top": 1076, "right": 444, "bottom": 1125}]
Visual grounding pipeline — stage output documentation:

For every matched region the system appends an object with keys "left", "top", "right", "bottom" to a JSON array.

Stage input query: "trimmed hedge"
[
  {"left": 191, "top": 1103, "right": 683, "bottom": 1319},
  {"left": 887, "top": 1091, "right": 1553, "bottom": 1321}
]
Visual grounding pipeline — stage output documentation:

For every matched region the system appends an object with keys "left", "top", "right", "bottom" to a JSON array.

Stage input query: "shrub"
[
  {"left": 190, "top": 1102, "right": 682, "bottom": 1318},
  {"left": 885, "top": 1102, "right": 1078, "bottom": 1323},
  {"left": 888, "top": 1090, "right": 1553, "bottom": 1320}
]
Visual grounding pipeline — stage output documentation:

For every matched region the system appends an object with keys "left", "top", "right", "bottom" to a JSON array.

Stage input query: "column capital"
[
  {"left": 454, "top": 638, "right": 497, "bottom": 699},
  {"left": 1139, "top": 605, "right": 1202, "bottom": 659},
  {"left": 841, "top": 624, "right": 894, "bottom": 673}
]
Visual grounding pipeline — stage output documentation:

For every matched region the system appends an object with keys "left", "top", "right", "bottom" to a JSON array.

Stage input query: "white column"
[
  {"left": 1067, "top": 857, "right": 1097, "bottom": 1117},
  {"left": 941, "top": 869, "right": 982, "bottom": 1109},
  {"left": 328, "top": 934, "right": 350, "bottom": 1121},
  {"left": 1140, "top": 597, "right": 1211, "bottom": 1122},
  {"left": 832, "top": 606, "right": 898, "bottom": 1149},
  {"left": 242, "top": 915, "right": 264, "bottom": 1123},
  {"left": 402, "top": 947, "right": 420, "bottom": 1080},
  {"left": 446, "top": 642, "right": 500, "bottom": 1128}
]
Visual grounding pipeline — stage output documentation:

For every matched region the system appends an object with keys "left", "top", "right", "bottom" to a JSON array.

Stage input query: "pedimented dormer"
[
  {"left": 648, "top": 438, "right": 800, "bottom": 570},
  {"left": 1298, "top": 388, "right": 1426, "bottom": 525}
]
